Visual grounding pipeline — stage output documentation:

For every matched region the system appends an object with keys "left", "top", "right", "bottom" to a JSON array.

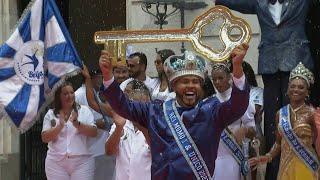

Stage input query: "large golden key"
[{"left": 94, "top": 5, "right": 251, "bottom": 64}]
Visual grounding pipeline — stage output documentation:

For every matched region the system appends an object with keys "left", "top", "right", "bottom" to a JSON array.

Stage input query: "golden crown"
[
  {"left": 163, "top": 51, "right": 206, "bottom": 82},
  {"left": 289, "top": 62, "right": 314, "bottom": 87}
]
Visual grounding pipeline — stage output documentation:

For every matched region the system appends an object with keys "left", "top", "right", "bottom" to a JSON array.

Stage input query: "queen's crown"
[{"left": 289, "top": 62, "right": 314, "bottom": 87}]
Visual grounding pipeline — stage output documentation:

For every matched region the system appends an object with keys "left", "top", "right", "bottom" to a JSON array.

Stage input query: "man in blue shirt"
[{"left": 99, "top": 44, "right": 250, "bottom": 179}]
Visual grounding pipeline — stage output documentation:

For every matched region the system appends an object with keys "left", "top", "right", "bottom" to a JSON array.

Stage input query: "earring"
[{"left": 305, "top": 95, "right": 310, "bottom": 102}]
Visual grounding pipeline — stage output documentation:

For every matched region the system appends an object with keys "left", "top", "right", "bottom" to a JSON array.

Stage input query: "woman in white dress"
[
  {"left": 211, "top": 62, "right": 256, "bottom": 180},
  {"left": 42, "top": 82, "right": 98, "bottom": 180},
  {"left": 152, "top": 49, "right": 175, "bottom": 102}
]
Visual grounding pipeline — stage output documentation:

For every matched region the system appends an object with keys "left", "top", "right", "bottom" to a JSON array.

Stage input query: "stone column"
[
  {"left": 0, "top": 0, "right": 18, "bottom": 42},
  {"left": 0, "top": 0, "right": 19, "bottom": 155},
  {"left": 0, "top": 0, "right": 20, "bottom": 179}
]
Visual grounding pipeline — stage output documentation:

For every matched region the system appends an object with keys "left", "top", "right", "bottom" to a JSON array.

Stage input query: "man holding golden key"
[{"left": 94, "top": 5, "right": 252, "bottom": 180}]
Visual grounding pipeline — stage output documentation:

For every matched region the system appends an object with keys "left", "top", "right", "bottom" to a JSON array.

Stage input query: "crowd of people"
[{"left": 40, "top": 1, "right": 320, "bottom": 180}]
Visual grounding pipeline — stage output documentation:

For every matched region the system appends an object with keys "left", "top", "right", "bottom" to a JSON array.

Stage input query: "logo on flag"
[
  {"left": 0, "top": 0, "right": 82, "bottom": 132},
  {"left": 14, "top": 41, "right": 44, "bottom": 85}
]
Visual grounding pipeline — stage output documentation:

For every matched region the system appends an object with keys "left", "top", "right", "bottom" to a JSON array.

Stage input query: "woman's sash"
[
  {"left": 279, "top": 105, "right": 319, "bottom": 172},
  {"left": 163, "top": 99, "right": 211, "bottom": 180},
  {"left": 221, "top": 129, "right": 250, "bottom": 176}
]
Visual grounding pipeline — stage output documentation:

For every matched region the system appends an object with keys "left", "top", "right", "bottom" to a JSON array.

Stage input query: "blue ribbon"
[
  {"left": 163, "top": 99, "right": 211, "bottom": 180},
  {"left": 280, "top": 105, "right": 319, "bottom": 172},
  {"left": 221, "top": 130, "right": 250, "bottom": 176}
]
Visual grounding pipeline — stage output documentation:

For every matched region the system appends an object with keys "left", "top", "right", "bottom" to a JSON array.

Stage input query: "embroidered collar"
[{"left": 215, "top": 87, "right": 232, "bottom": 102}]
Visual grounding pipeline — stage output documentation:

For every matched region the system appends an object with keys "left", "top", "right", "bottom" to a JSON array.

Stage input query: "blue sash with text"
[
  {"left": 163, "top": 99, "right": 211, "bottom": 180},
  {"left": 280, "top": 105, "right": 319, "bottom": 172},
  {"left": 221, "top": 129, "right": 250, "bottom": 176}
]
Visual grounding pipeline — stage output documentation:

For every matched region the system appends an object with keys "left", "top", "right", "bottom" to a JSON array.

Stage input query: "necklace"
[
  {"left": 290, "top": 103, "right": 305, "bottom": 112},
  {"left": 289, "top": 103, "right": 305, "bottom": 123},
  {"left": 61, "top": 110, "right": 72, "bottom": 121}
]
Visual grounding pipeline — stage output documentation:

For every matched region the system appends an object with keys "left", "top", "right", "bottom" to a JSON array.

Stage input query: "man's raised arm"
[{"left": 213, "top": 44, "right": 250, "bottom": 131}]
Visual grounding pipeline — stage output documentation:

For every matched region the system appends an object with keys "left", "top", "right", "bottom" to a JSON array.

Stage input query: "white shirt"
[
  {"left": 75, "top": 85, "right": 103, "bottom": 120},
  {"left": 119, "top": 76, "right": 158, "bottom": 93},
  {"left": 250, "top": 86, "right": 264, "bottom": 108},
  {"left": 215, "top": 87, "right": 256, "bottom": 157},
  {"left": 75, "top": 85, "right": 110, "bottom": 157},
  {"left": 151, "top": 78, "right": 176, "bottom": 101},
  {"left": 109, "top": 121, "right": 151, "bottom": 180},
  {"left": 268, "top": 1, "right": 283, "bottom": 25},
  {"left": 42, "top": 106, "right": 96, "bottom": 160}
]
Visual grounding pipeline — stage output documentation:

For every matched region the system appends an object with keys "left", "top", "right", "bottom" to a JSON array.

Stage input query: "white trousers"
[
  {"left": 213, "top": 156, "right": 241, "bottom": 180},
  {"left": 45, "top": 155, "right": 94, "bottom": 180}
]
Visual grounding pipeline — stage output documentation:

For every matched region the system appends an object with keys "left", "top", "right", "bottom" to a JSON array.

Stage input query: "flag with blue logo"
[{"left": 0, "top": 0, "right": 82, "bottom": 132}]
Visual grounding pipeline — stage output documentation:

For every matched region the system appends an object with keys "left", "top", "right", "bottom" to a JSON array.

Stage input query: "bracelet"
[{"left": 265, "top": 153, "right": 272, "bottom": 163}]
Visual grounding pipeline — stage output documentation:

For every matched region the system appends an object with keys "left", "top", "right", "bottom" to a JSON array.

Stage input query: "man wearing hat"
[{"left": 99, "top": 44, "right": 250, "bottom": 179}]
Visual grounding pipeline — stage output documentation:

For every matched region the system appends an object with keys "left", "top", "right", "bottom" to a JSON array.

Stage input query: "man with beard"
[
  {"left": 120, "top": 52, "right": 158, "bottom": 93},
  {"left": 113, "top": 61, "right": 129, "bottom": 84},
  {"left": 99, "top": 44, "right": 250, "bottom": 179}
]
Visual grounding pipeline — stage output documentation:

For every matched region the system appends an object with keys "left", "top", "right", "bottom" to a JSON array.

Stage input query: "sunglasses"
[
  {"left": 127, "top": 64, "right": 137, "bottom": 68},
  {"left": 90, "top": 70, "right": 102, "bottom": 76}
]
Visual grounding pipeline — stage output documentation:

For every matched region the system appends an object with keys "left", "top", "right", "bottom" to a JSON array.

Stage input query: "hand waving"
[
  {"left": 230, "top": 43, "right": 249, "bottom": 66},
  {"left": 99, "top": 50, "right": 113, "bottom": 81}
]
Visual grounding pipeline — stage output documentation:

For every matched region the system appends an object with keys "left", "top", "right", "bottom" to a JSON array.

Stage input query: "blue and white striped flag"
[{"left": 0, "top": 0, "right": 82, "bottom": 132}]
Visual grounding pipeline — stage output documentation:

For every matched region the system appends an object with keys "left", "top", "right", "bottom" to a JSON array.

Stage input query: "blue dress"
[{"left": 103, "top": 81, "right": 250, "bottom": 180}]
